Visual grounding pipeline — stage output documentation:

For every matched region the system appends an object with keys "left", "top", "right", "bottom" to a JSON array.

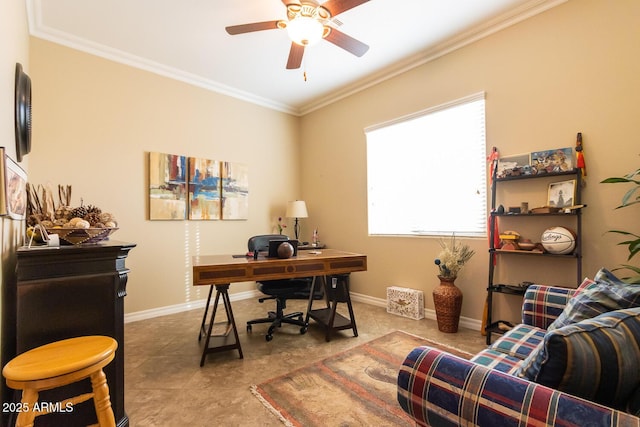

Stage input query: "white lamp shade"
[{"left": 286, "top": 200, "right": 308, "bottom": 218}]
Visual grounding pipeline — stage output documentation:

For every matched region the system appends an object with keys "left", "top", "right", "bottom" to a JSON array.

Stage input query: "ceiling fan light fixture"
[{"left": 286, "top": 16, "right": 324, "bottom": 46}]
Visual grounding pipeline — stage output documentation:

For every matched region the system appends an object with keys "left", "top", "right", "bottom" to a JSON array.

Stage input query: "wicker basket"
[{"left": 45, "top": 227, "right": 118, "bottom": 245}]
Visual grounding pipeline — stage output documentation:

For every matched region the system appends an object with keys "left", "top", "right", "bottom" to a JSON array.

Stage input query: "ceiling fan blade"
[
  {"left": 281, "top": 0, "right": 301, "bottom": 6},
  {"left": 321, "top": 0, "right": 369, "bottom": 16},
  {"left": 225, "top": 21, "right": 280, "bottom": 35},
  {"left": 324, "top": 28, "right": 369, "bottom": 57},
  {"left": 286, "top": 43, "right": 305, "bottom": 69}
]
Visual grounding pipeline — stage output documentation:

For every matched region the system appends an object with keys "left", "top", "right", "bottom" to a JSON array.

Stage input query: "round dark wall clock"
[{"left": 15, "top": 63, "right": 32, "bottom": 162}]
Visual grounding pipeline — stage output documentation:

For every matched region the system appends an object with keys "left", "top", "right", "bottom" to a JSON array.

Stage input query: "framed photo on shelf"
[
  {"left": 548, "top": 179, "right": 576, "bottom": 208},
  {"left": 0, "top": 147, "right": 28, "bottom": 220},
  {"left": 497, "top": 153, "right": 530, "bottom": 178},
  {"left": 530, "top": 147, "right": 573, "bottom": 173}
]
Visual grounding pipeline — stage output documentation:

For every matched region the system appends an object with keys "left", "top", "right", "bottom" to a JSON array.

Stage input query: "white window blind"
[{"left": 365, "top": 92, "right": 487, "bottom": 237}]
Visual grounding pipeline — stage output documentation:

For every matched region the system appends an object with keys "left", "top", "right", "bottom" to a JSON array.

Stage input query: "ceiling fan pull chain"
[{"left": 302, "top": 54, "right": 308, "bottom": 82}]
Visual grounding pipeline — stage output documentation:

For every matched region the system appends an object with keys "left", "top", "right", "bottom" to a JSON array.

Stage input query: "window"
[{"left": 365, "top": 92, "right": 486, "bottom": 238}]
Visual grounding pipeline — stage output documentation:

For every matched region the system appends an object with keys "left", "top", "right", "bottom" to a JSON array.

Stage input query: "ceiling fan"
[{"left": 225, "top": 0, "right": 370, "bottom": 70}]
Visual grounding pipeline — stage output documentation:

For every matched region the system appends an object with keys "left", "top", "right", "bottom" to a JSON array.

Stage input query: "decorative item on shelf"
[
  {"left": 530, "top": 206, "right": 561, "bottom": 214},
  {"left": 541, "top": 226, "right": 576, "bottom": 254},
  {"left": 548, "top": 179, "right": 576, "bottom": 208},
  {"left": 276, "top": 216, "right": 287, "bottom": 235},
  {"left": 530, "top": 147, "right": 574, "bottom": 174},
  {"left": 517, "top": 239, "right": 537, "bottom": 251},
  {"left": 498, "top": 230, "right": 520, "bottom": 250},
  {"left": 496, "top": 152, "right": 530, "bottom": 179},
  {"left": 286, "top": 200, "right": 308, "bottom": 241},
  {"left": 26, "top": 183, "right": 118, "bottom": 245},
  {"left": 433, "top": 235, "right": 475, "bottom": 333},
  {"left": 576, "top": 132, "right": 586, "bottom": 177}
]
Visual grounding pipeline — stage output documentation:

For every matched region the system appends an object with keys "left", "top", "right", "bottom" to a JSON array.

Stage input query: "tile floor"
[{"left": 124, "top": 297, "right": 487, "bottom": 426}]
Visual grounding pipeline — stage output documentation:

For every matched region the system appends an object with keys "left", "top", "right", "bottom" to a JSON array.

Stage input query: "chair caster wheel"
[
  {"left": 265, "top": 334, "right": 273, "bottom": 342},
  {"left": 247, "top": 325, "right": 252, "bottom": 332},
  {"left": 300, "top": 326, "right": 307, "bottom": 334}
]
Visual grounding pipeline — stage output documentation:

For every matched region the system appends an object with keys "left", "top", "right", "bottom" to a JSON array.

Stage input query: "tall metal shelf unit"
[{"left": 485, "top": 168, "right": 584, "bottom": 344}]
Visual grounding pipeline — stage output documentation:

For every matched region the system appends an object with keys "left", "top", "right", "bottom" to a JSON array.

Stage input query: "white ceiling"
[{"left": 26, "top": 0, "right": 564, "bottom": 115}]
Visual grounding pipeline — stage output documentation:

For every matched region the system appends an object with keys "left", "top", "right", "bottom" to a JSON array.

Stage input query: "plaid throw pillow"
[
  {"left": 516, "top": 307, "right": 640, "bottom": 410},
  {"left": 548, "top": 268, "right": 640, "bottom": 331}
]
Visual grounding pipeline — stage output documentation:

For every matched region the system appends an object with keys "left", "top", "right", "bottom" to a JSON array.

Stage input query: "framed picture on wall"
[{"left": 0, "top": 147, "right": 28, "bottom": 220}]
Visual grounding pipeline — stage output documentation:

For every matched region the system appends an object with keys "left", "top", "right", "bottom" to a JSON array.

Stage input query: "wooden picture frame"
[
  {"left": 548, "top": 179, "right": 576, "bottom": 208},
  {"left": 0, "top": 147, "right": 28, "bottom": 220}
]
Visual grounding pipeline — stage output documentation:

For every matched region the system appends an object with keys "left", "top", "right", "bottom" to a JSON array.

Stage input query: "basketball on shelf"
[{"left": 541, "top": 226, "right": 576, "bottom": 254}]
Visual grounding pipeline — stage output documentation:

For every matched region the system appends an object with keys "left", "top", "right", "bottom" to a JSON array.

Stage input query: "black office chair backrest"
[{"left": 248, "top": 234, "right": 288, "bottom": 252}]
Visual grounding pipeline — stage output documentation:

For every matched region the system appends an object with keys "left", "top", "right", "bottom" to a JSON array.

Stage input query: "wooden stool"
[{"left": 2, "top": 336, "right": 118, "bottom": 427}]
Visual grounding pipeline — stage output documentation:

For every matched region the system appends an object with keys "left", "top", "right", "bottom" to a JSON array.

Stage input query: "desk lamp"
[{"left": 286, "top": 200, "right": 308, "bottom": 241}]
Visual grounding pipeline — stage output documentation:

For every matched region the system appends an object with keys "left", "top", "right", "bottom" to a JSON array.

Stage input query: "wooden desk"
[{"left": 192, "top": 249, "right": 367, "bottom": 365}]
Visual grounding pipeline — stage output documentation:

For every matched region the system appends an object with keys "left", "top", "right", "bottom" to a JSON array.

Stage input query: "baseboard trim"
[
  {"left": 124, "top": 289, "right": 482, "bottom": 332},
  {"left": 124, "top": 289, "right": 261, "bottom": 323}
]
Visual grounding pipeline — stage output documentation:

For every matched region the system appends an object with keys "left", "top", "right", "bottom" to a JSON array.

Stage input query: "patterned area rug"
[{"left": 251, "top": 330, "right": 472, "bottom": 426}]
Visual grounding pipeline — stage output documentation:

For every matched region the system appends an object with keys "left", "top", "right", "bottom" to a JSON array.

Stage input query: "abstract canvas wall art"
[
  {"left": 188, "top": 157, "right": 221, "bottom": 220},
  {"left": 148, "top": 152, "right": 187, "bottom": 220},
  {"left": 221, "top": 162, "right": 249, "bottom": 220}
]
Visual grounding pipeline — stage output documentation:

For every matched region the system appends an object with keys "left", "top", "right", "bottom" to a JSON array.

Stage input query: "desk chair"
[{"left": 246, "top": 234, "right": 322, "bottom": 341}]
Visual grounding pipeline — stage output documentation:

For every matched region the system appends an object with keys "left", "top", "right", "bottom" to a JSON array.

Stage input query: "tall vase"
[{"left": 433, "top": 275, "right": 463, "bottom": 333}]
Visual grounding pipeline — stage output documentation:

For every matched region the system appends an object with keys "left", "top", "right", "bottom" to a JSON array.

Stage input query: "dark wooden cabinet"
[{"left": 3, "top": 241, "right": 135, "bottom": 427}]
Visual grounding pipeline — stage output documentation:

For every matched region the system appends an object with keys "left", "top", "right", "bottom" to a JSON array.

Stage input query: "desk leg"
[
  {"left": 307, "top": 275, "right": 358, "bottom": 342},
  {"left": 199, "top": 284, "right": 243, "bottom": 366},
  {"left": 304, "top": 276, "right": 329, "bottom": 327},
  {"left": 198, "top": 285, "right": 215, "bottom": 341}
]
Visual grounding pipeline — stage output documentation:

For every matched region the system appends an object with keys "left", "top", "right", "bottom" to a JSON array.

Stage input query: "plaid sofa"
[{"left": 397, "top": 283, "right": 640, "bottom": 427}]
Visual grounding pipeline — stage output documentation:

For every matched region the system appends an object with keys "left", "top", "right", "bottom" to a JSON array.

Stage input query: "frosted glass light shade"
[{"left": 286, "top": 16, "right": 324, "bottom": 46}]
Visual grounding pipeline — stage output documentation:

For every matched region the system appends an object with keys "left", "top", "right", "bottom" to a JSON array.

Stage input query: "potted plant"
[
  {"left": 601, "top": 167, "right": 640, "bottom": 284},
  {"left": 432, "top": 235, "right": 475, "bottom": 332}
]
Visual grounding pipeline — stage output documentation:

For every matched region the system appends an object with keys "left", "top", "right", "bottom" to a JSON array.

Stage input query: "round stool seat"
[
  {"left": 2, "top": 335, "right": 118, "bottom": 427},
  {"left": 3, "top": 336, "right": 117, "bottom": 383}
]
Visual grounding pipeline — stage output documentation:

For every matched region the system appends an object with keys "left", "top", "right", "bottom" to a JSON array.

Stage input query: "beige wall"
[
  {"left": 28, "top": 38, "right": 302, "bottom": 313},
  {"left": 25, "top": 0, "right": 640, "bottom": 327},
  {"left": 300, "top": 0, "right": 640, "bottom": 323},
  {"left": 1, "top": 0, "right": 30, "bottom": 413}
]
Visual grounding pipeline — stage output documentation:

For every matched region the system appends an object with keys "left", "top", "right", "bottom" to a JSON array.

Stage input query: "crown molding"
[
  {"left": 27, "top": 0, "right": 565, "bottom": 117},
  {"left": 299, "top": 0, "right": 567, "bottom": 115}
]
